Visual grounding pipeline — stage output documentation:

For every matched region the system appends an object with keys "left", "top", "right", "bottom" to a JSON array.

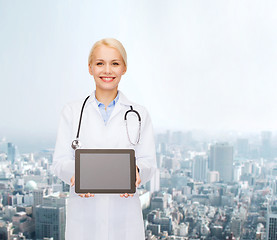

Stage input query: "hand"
[
  {"left": 70, "top": 175, "right": 95, "bottom": 198},
  {"left": 120, "top": 165, "right": 141, "bottom": 198}
]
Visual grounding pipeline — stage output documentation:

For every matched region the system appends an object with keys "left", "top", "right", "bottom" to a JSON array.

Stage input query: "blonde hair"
[{"left": 88, "top": 38, "right": 127, "bottom": 67}]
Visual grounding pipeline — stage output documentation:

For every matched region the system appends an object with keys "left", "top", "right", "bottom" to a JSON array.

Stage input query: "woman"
[{"left": 52, "top": 38, "right": 157, "bottom": 240}]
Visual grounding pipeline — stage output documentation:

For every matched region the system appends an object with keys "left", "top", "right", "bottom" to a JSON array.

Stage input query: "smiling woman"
[
  {"left": 51, "top": 38, "right": 157, "bottom": 240},
  {"left": 88, "top": 42, "right": 127, "bottom": 103}
]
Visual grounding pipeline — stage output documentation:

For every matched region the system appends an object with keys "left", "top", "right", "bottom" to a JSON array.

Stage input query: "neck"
[{"left": 95, "top": 88, "right": 118, "bottom": 108}]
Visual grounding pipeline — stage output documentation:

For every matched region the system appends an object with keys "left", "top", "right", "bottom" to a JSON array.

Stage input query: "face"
[{"left": 88, "top": 45, "right": 127, "bottom": 92}]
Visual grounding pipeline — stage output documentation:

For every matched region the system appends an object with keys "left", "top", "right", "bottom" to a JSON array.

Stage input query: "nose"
[{"left": 104, "top": 64, "right": 112, "bottom": 75}]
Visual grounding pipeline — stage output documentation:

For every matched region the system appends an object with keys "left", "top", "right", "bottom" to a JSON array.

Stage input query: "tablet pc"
[{"left": 75, "top": 149, "right": 136, "bottom": 194}]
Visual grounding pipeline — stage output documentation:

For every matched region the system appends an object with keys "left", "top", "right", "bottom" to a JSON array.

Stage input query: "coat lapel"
[
  {"left": 85, "top": 93, "right": 104, "bottom": 121},
  {"left": 86, "top": 90, "right": 134, "bottom": 124},
  {"left": 107, "top": 90, "right": 133, "bottom": 124}
]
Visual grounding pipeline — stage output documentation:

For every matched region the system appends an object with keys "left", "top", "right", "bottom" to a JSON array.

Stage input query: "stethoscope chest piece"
[{"left": 71, "top": 139, "right": 81, "bottom": 150}]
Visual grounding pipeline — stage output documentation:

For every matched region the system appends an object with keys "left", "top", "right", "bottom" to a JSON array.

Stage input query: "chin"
[
  {"left": 96, "top": 81, "right": 120, "bottom": 90},
  {"left": 97, "top": 85, "right": 119, "bottom": 91}
]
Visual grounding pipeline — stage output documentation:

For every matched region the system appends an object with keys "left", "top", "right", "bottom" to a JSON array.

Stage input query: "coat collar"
[
  {"left": 87, "top": 90, "right": 133, "bottom": 107},
  {"left": 85, "top": 90, "right": 134, "bottom": 124}
]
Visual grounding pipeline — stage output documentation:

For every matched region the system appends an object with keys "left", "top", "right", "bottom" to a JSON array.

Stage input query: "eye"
[
  {"left": 112, "top": 62, "right": 119, "bottom": 65},
  {"left": 96, "top": 62, "right": 103, "bottom": 66}
]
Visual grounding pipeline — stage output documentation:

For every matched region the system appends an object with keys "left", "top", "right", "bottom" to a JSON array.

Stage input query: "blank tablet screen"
[
  {"left": 80, "top": 153, "right": 130, "bottom": 189},
  {"left": 75, "top": 149, "right": 136, "bottom": 193}
]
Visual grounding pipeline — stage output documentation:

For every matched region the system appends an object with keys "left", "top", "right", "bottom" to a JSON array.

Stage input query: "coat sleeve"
[
  {"left": 51, "top": 104, "right": 75, "bottom": 185},
  {"left": 135, "top": 107, "right": 157, "bottom": 186}
]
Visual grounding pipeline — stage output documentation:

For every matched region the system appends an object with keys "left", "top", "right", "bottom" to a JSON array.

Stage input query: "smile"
[{"left": 100, "top": 77, "right": 115, "bottom": 83}]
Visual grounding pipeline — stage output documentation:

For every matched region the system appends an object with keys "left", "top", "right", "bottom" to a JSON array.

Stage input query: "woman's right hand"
[{"left": 70, "top": 175, "right": 95, "bottom": 198}]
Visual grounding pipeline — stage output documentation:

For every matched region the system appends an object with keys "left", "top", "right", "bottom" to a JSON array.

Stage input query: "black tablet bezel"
[{"left": 75, "top": 149, "right": 136, "bottom": 194}]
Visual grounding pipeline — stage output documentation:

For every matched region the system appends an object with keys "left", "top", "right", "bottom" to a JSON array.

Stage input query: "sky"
[{"left": 0, "top": 0, "right": 277, "bottom": 152}]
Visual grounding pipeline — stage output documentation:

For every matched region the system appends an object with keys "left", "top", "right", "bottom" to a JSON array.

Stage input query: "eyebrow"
[{"left": 95, "top": 59, "right": 122, "bottom": 61}]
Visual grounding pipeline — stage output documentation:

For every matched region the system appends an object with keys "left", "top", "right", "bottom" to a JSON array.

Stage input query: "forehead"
[{"left": 93, "top": 45, "right": 122, "bottom": 60}]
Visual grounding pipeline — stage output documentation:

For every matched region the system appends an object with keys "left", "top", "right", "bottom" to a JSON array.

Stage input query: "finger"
[
  {"left": 130, "top": 194, "right": 134, "bottom": 197},
  {"left": 120, "top": 194, "right": 124, "bottom": 197},
  {"left": 70, "top": 176, "right": 75, "bottom": 187},
  {"left": 124, "top": 193, "right": 129, "bottom": 198},
  {"left": 79, "top": 194, "right": 84, "bottom": 198},
  {"left": 135, "top": 178, "right": 141, "bottom": 187},
  {"left": 135, "top": 167, "right": 141, "bottom": 187},
  {"left": 85, "top": 193, "right": 90, "bottom": 198}
]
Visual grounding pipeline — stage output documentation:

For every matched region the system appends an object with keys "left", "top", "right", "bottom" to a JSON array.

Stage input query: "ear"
[
  {"left": 122, "top": 66, "right": 127, "bottom": 75},
  {"left": 88, "top": 64, "right": 93, "bottom": 76}
]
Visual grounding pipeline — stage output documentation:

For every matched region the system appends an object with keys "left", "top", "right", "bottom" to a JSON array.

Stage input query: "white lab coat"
[{"left": 52, "top": 90, "right": 157, "bottom": 240}]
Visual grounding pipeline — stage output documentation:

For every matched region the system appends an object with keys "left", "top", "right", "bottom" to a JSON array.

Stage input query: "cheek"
[
  {"left": 92, "top": 68, "right": 101, "bottom": 76},
  {"left": 115, "top": 68, "right": 126, "bottom": 76}
]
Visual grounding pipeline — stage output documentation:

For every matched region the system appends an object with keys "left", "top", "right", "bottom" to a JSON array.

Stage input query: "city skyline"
[
  {"left": 1, "top": 128, "right": 277, "bottom": 239},
  {"left": 1, "top": 1, "right": 277, "bottom": 239},
  {"left": 1, "top": 127, "right": 277, "bottom": 154},
  {"left": 1, "top": 128, "right": 277, "bottom": 154}
]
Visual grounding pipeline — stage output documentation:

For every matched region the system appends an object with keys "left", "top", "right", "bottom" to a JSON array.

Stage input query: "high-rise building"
[
  {"left": 233, "top": 165, "right": 242, "bottom": 182},
  {"left": 42, "top": 192, "right": 68, "bottom": 208},
  {"left": 35, "top": 193, "right": 67, "bottom": 240},
  {"left": 261, "top": 131, "right": 272, "bottom": 159},
  {"left": 35, "top": 205, "right": 65, "bottom": 240},
  {"left": 236, "top": 138, "right": 249, "bottom": 157},
  {"left": 0, "top": 138, "right": 7, "bottom": 154},
  {"left": 0, "top": 222, "right": 13, "bottom": 240},
  {"left": 210, "top": 143, "right": 233, "bottom": 183},
  {"left": 192, "top": 155, "right": 207, "bottom": 181},
  {"left": 230, "top": 217, "right": 242, "bottom": 237},
  {"left": 207, "top": 171, "right": 220, "bottom": 183},
  {"left": 33, "top": 189, "right": 46, "bottom": 217},
  {"left": 151, "top": 196, "right": 167, "bottom": 211},
  {"left": 33, "top": 189, "right": 46, "bottom": 208},
  {"left": 171, "top": 131, "right": 183, "bottom": 145},
  {"left": 7, "top": 142, "right": 16, "bottom": 164},
  {"left": 147, "top": 224, "right": 161, "bottom": 236},
  {"left": 267, "top": 205, "right": 277, "bottom": 240}
]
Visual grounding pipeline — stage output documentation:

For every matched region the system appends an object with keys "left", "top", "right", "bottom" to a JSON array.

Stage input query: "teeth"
[{"left": 102, "top": 77, "right": 114, "bottom": 81}]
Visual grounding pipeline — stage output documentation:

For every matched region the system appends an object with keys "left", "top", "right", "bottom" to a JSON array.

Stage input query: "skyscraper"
[
  {"left": 35, "top": 205, "right": 65, "bottom": 240},
  {"left": 192, "top": 155, "right": 207, "bottom": 181},
  {"left": 210, "top": 143, "right": 233, "bottom": 182},
  {"left": 33, "top": 189, "right": 46, "bottom": 209},
  {"left": 0, "top": 138, "right": 7, "bottom": 154},
  {"left": 261, "top": 131, "right": 272, "bottom": 159},
  {"left": 267, "top": 205, "right": 277, "bottom": 240},
  {"left": 236, "top": 138, "right": 249, "bottom": 157},
  {"left": 7, "top": 142, "right": 16, "bottom": 164},
  {"left": 35, "top": 193, "right": 67, "bottom": 240}
]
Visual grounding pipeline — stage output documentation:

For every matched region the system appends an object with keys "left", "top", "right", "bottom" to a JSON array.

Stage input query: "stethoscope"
[{"left": 71, "top": 96, "right": 141, "bottom": 150}]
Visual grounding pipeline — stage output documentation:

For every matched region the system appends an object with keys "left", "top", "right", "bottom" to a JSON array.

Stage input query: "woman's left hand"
[{"left": 120, "top": 165, "right": 141, "bottom": 198}]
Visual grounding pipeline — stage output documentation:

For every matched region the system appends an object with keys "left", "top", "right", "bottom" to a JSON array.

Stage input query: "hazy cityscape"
[
  {"left": 1, "top": 0, "right": 277, "bottom": 239},
  {"left": 0, "top": 130, "right": 276, "bottom": 240}
]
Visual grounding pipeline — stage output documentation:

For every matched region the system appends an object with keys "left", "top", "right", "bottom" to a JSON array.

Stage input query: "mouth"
[{"left": 100, "top": 77, "right": 116, "bottom": 83}]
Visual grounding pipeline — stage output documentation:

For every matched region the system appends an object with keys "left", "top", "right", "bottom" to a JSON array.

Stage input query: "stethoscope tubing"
[
  {"left": 76, "top": 96, "right": 90, "bottom": 139},
  {"left": 72, "top": 95, "right": 141, "bottom": 150}
]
